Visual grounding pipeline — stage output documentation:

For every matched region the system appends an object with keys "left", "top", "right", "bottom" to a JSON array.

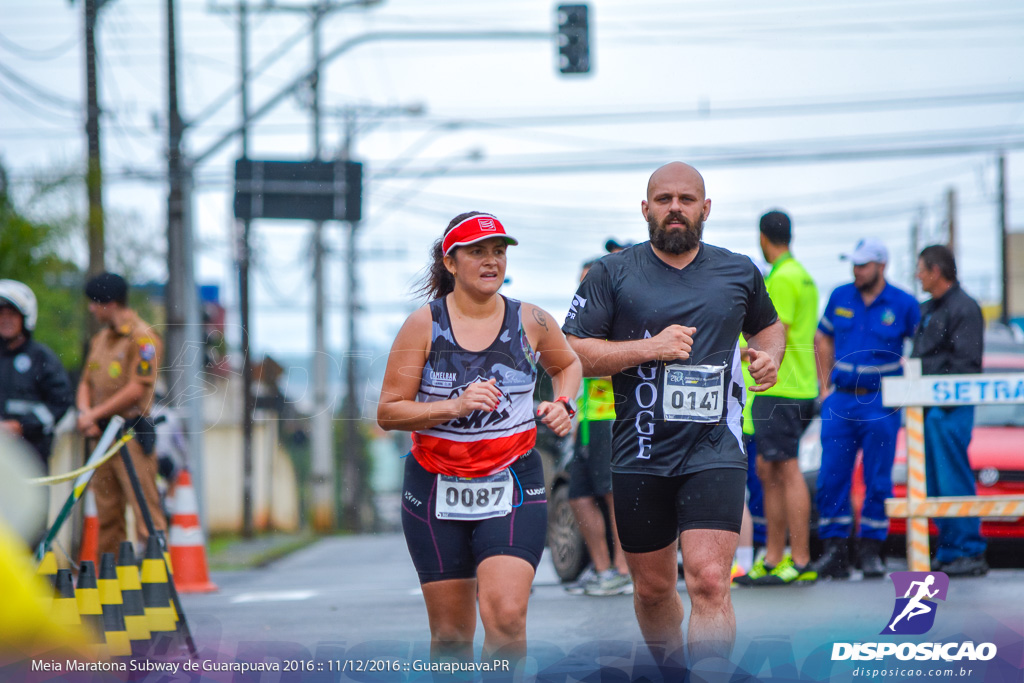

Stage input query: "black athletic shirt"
[{"left": 562, "top": 241, "right": 778, "bottom": 476}]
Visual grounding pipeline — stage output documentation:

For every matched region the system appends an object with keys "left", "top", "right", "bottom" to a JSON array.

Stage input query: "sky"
[{"left": 3, "top": 0, "right": 1024, "bottom": 393}]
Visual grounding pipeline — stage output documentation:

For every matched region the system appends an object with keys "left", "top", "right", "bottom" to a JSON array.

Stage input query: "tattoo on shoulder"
[{"left": 531, "top": 307, "right": 549, "bottom": 331}]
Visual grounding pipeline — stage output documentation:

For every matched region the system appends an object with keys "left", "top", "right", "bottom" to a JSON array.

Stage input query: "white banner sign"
[{"left": 882, "top": 370, "right": 1024, "bottom": 408}]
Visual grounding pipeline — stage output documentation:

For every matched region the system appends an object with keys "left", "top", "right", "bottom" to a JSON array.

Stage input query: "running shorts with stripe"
[{"left": 400, "top": 450, "right": 547, "bottom": 583}]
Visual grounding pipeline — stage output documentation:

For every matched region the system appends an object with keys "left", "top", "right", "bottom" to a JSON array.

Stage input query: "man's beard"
[
  {"left": 649, "top": 211, "right": 703, "bottom": 254},
  {"left": 856, "top": 271, "right": 881, "bottom": 292}
]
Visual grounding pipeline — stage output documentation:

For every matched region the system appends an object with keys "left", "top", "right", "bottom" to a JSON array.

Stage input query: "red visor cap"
[{"left": 442, "top": 214, "right": 519, "bottom": 255}]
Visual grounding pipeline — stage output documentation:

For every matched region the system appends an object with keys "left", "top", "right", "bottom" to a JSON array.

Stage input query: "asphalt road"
[{"left": 176, "top": 534, "right": 1024, "bottom": 681}]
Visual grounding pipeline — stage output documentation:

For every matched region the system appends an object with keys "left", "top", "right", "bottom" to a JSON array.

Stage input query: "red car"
[
  {"left": 798, "top": 348, "right": 1024, "bottom": 545},
  {"left": 888, "top": 351, "right": 1024, "bottom": 539}
]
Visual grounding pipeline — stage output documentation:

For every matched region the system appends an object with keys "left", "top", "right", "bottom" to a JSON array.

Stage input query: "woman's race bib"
[{"left": 435, "top": 469, "right": 514, "bottom": 520}]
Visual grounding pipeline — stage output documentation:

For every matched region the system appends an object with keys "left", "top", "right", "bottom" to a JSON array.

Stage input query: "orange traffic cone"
[
  {"left": 167, "top": 469, "right": 217, "bottom": 593},
  {"left": 78, "top": 489, "right": 99, "bottom": 568}
]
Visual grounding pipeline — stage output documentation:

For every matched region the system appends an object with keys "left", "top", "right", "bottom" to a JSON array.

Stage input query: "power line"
[
  {"left": 0, "top": 79, "right": 79, "bottom": 123},
  {"left": 400, "top": 88, "right": 1024, "bottom": 132},
  {"left": 0, "top": 62, "right": 81, "bottom": 112},
  {"left": 0, "top": 30, "right": 79, "bottom": 61},
  {"left": 381, "top": 128, "right": 1024, "bottom": 179}
]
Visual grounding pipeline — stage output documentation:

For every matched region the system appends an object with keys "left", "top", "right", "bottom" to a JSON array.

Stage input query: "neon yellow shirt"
[
  {"left": 740, "top": 335, "right": 755, "bottom": 435},
  {"left": 578, "top": 377, "right": 615, "bottom": 445},
  {"left": 760, "top": 252, "right": 819, "bottom": 399}
]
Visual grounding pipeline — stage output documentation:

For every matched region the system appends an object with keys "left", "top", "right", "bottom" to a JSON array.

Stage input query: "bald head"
[
  {"left": 641, "top": 161, "right": 712, "bottom": 257},
  {"left": 647, "top": 162, "right": 706, "bottom": 201}
]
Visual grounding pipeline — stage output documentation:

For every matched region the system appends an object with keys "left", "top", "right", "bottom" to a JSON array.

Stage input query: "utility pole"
[
  {"left": 945, "top": 187, "right": 957, "bottom": 255},
  {"left": 84, "top": 0, "right": 109, "bottom": 280},
  {"left": 910, "top": 208, "right": 922, "bottom": 297},
  {"left": 331, "top": 103, "right": 423, "bottom": 531},
  {"left": 309, "top": 3, "right": 335, "bottom": 532},
  {"left": 237, "top": 1, "right": 256, "bottom": 539},
  {"left": 165, "top": 0, "right": 207, "bottom": 528},
  {"left": 338, "top": 108, "right": 364, "bottom": 532},
  {"left": 166, "top": 0, "right": 186, "bottom": 414},
  {"left": 999, "top": 153, "right": 1010, "bottom": 325}
]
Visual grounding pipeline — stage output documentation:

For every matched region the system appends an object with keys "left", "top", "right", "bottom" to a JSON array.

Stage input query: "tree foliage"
[{"left": 0, "top": 167, "right": 85, "bottom": 369}]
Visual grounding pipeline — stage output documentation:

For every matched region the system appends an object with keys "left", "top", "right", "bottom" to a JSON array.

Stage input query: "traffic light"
[{"left": 557, "top": 4, "right": 590, "bottom": 75}]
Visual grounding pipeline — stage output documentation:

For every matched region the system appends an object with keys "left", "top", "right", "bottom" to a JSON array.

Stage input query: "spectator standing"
[
  {"left": 911, "top": 244, "right": 987, "bottom": 577},
  {"left": 812, "top": 239, "right": 919, "bottom": 579},
  {"left": 745, "top": 211, "right": 819, "bottom": 585}
]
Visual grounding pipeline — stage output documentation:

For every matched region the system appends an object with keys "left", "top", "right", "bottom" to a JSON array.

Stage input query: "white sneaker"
[
  {"left": 584, "top": 569, "right": 633, "bottom": 596},
  {"left": 564, "top": 565, "right": 599, "bottom": 595}
]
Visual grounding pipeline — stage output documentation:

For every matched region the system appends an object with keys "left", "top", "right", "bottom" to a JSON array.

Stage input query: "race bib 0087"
[{"left": 435, "top": 470, "right": 513, "bottom": 521}]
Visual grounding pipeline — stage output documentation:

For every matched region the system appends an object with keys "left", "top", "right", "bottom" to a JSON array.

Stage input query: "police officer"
[
  {"left": 76, "top": 272, "right": 167, "bottom": 557},
  {"left": 812, "top": 239, "right": 919, "bottom": 578},
  {"left": 0, "top": 280, "right": 73, "bottom": 469},
  {"left": 911, "top": 245, "right": 988, "bottom": 577}
]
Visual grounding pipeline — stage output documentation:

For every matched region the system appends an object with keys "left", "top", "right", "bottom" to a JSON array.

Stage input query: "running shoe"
[
  {"left": 585, "top": 569, "right": 633, "bottom": 596},
  {"left": 564, "top": 565, "right": 599, "bottom": 595},
  {"left": 757, "top": 555, "right": 818, "bottom": 585},
  {"left": 939, "top": 554, "right": 989, "bottom": 577},
  {"left": 730, "top": 562, "right": 746, "bottom": 582},
  {"left": 732, "top": 556, "right": 772, "bottom": 586}
]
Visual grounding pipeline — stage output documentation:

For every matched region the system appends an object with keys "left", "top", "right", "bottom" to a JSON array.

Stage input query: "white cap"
[{"left": 841, "top": 238, "right": 888, "bottom": 266}]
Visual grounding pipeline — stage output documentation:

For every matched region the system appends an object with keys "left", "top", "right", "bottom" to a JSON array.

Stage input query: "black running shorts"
[
  {"left": 568, "top": 420, "right": 614, "bottom": 499},
  {"left": 751, "top": 395, "right": 816, "bottom": 462},
  {"left": 612, "top": 468, "right": 746, "bottom": 553},
  {"left": 401, "top": 450, "right": 547, "bottom": 584}
]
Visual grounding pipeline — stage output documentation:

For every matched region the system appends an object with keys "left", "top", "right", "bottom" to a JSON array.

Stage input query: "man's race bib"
[
  {"left": 435, "top": 470, "right": 513, "bottom": 520},
  {"left": 663, "top": 363, "right": 726, "bottom": 423}
]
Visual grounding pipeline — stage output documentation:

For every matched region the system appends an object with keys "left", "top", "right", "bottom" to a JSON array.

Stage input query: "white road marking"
[{"left": 230, "top": 590, "right": 317, "bottom": 604}]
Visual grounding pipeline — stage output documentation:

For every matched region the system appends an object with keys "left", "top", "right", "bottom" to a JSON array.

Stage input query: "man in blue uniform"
[{"left": 812, "top": 239, "right": 919, "bottom": 579}]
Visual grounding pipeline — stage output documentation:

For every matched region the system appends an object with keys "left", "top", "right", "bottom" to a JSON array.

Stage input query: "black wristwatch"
[{"left": 556, "top": 396, "right": 577, "bottom": 418}]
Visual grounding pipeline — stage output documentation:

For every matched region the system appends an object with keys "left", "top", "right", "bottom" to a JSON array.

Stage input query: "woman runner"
[{"left": 377, "top": 211, "right": 581, "bottom": 666}]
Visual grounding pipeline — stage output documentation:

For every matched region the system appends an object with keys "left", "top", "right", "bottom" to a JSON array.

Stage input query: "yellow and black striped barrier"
[
  {"left": 51, "top": 569, "right": 80, "bottom": 629},
  {"left": 75, "top": 561, "right": 106, "bottom": 656},
  {"left": 98, "top": 553, "right": 132, "bottom": 658},
  {"left": 116, "top": 541, "right": 152, "bottom": 655}
]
